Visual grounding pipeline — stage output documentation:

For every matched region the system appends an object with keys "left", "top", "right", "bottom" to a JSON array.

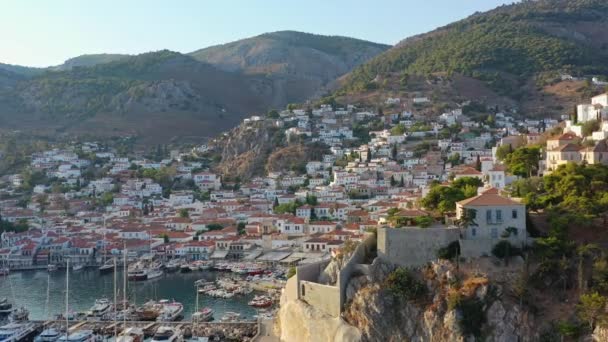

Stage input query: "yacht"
[
  {"left": 34, "top": 328, "right": 61, "bottom": 342},
  {"left": 0, "top": 299, "right": 13, "bottom": 315},
  {"left": 116, "top": 327, "right": 144, "bottom": 342},
  {"left": 72, "top": 264, "right": 85, "bottom": 272},
  {"left": 220, "top": 311, "right": 241, "bottom": 322},
  {"left": 156, "top": 300, "right": 183, "bottom": 322},
  {"left": 0, "top": 321, "right": 38, "bottom": 342},
  {"left": 164, "top": 259, "right": 181, "bottom": 273},
  {"left": 179, "top": 264, "right": 191, "bottom": 273},
  {"left": 191, "top": 307, "right": 213, "bottom": 322},
  {"left": 9, "top": 307, "right": 29, "bottom": 322},
  {"left": 47, "top": 264, "right": 58, "bottom": 272},
  {"left": 150, "top": 326, "right": 182, "bottom": 342},
  {"left": 57, "top": 330, "right": 98, "bottom": 342},
  {"left": 87, "top": 298, "right": 111, "bottom": 319},
  {"left": 98, "top": 259, "right": 114, "bottom": 275}
]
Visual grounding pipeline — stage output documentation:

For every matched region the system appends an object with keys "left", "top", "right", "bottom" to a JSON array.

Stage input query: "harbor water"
[{"left": 0, "top": 268, "right": 259, "bottom": 320}]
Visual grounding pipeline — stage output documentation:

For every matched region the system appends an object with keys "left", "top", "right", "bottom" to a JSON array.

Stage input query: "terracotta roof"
[{"left": 457, "top": 188, "right": 521, "bottom": 207}]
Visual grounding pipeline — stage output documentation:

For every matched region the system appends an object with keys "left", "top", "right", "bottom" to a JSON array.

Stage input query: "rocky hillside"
[
  {"left": 335, "top": 0, "right": 608, "bottom": 118},
  {"left": 190, "top": 31, "right": 389, "bottom": 102},
  {"left": 0, "top": 32, "right": 387, "bottom": 143}
]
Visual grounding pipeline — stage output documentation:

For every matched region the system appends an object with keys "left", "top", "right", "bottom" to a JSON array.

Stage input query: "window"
[
  {"left": 486, "top": 210, "right": 492, "bottom": 223},
  {"left": 496, "top": 210, "right": 502, "bottom": 222},
  {"left": 471, "top": 228, "right": 477, "bottom": 237},
  {"left": 491, "top": 228, "right": 498, "bottom": 238},
  {"left": 301, "top": 284, "right": 305, "bottom": 296},
  {"left": 512, "top": 210, "right": 518, "bottom": 219}
]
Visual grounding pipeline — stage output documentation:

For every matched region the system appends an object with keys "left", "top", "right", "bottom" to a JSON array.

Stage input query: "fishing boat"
[
  {"left": 220, "top": 311, "right": 241, "bottom": 322},
  {"left": 150, "top": 326, "right": 182, "bottom": 342},
  {"left": 0, "top": 299, "right": 13, "bottom": 315},
  {"left": 115, "top": 327, "right": 144, "bottom": 342},
  {"left": 156, "top": 300, "right": 183, "bottom": 322},
  {"left": 248, "top": 295, "right": 273, "bottom": 308},
  {"left": 0, "top": 321, "right": 39, "bottom": 342},
  {"left": 98, "top": 259, "right": 114, "bottom": 275},
  {"left": 135, "top": 301, "right": 161, "bottom": 321},
  {"left": 191, "top": 307, "right": 213, "bottom": 322},
  {"left": 72, "top": 264, "right": 85, "bottom": 272},
  {"left": 34, "top": 328, "right": 61, "bottom": 342},
  {"left": 47, "top": 264, "right": 58, "bottom": 272},
  {"left": 56, "top": 330, "right": 98, "bottom": 342}
]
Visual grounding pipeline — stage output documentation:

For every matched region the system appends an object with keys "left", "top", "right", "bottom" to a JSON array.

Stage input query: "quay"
[{"left": 29, "top": 320, "right": 259, "bottom": 340}]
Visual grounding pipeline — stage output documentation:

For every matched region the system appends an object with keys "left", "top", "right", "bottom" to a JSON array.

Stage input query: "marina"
[{"left": 0, "top": 261, "right": 283, "bottom": 322}]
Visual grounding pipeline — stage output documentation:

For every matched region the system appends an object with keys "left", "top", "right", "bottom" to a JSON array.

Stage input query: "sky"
[{"left": 0, "top": 0, "right": 517, "bottom": 68}]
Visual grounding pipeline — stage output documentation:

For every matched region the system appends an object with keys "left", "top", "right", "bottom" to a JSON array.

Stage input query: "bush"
[
  {"left": 492, "top": 240, "right": 521, "bottom": 259},
  {"left": 286, "top": 267, "right": 296, "bottom": 279},
  {"left": 437, "top": 241, "right": 460, "bottom": 260},
  {"left": 386, "top": 268, "right": 427, "bottom": 301},
  {"left": 458, "top": 298, "right": 485, "bottom": 338}
]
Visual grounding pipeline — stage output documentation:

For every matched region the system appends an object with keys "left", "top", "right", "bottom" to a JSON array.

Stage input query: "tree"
[
  {"left": 267, "top": 109, "right": 279, "bottom": 119},
  {"left": 399, "top": 176, "right": 405, "bottom": 187},
  {"left": 475, "top": 155, "right": 482, "bottom": 172},
  {"left": 577, "top": 244, "right": 599, "bottom": 292},
  {"left": 390, "top": 175, "right": 396, "bottom": 187},
  {"left": 582, "top": 120, "right": 600, "bottom": 137},
  {"left": 503, "top": 146, "right": 541, "bottom": 177},
  {"left": 162, "top": 234, "right": 170, "bottom": 244},
  {"left": 178, "top": 208, "right": 189, "bottom": 218},
  {"left": 577, "top": 292, "right": 607, "bottom": 329}
]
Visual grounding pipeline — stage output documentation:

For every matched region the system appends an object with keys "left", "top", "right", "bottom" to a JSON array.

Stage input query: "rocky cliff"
[{"left": 275, "top": 258, "right": 547, "bottom": 342}]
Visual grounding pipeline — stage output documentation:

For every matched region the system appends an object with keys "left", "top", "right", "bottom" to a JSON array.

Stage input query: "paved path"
[{"left": 255, "top": 318, "right": 280, "bottom": 342}]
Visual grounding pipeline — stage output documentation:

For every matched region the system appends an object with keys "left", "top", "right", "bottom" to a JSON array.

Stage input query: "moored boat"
[
  {"left": 0, "top": 321, "right": 39, "bottom": 342},
  {"left": 72, "top": 264, "right": 85, "bottom": 272},
  {"left": 47, "top": 264, "right": 58, "bottom": 272},
  {"left": 98, "top": 259, "right": 114, "bottom": 274},
  {"left": 0, "top": 268, "right": 9, "bottom": 276},
  {"left": 116, "top": 327, "right": 144, "bottom": 342},
  {"left": 0, "top": 299, "right": 13, "bottom": 315},
  {"left": 57, "top": 329, "right": 98, "bottom": 342},
  {"left": 191, "top": 307, "right": 213, "bottom": 322},
  {"left": 156, "top": 299, "right": 183, "bottom": 322},
  {"left": 34, "top": 328, "right": 61, "bottom": 342},
  {"left": 179, "top": 264, "right": 191, "bottom": 273},
  {"left": 150, "top": 326, "right": 182, "bottom": 342}
]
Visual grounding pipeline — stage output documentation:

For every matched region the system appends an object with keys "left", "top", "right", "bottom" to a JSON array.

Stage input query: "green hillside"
[{"left": 341, "top": 0, "right": 608, "bottom": 96}]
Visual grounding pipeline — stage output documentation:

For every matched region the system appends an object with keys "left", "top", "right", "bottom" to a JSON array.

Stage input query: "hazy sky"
[{"left": 1, "top": 0, "right": 517, "bottom": 67}]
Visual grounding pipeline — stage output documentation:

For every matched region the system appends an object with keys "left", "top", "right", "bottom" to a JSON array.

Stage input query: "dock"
[{"left": 32, "top": 320, "right": 259, "bottom": 340}]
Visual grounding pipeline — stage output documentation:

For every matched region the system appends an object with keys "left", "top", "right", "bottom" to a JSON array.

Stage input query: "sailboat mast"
[
  {"left": 113, "top": 257, "right": 117, "bottom": 338},
  {"left": 123, "top": 244, "right": 127, "bottom": 330},
  {"left": 65, "top": 257, "right": 70, "bottom": 341}
]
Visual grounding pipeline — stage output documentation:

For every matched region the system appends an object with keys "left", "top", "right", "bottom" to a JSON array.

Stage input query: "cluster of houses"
[{"left": 9, "top": 90, "right": 608, "bottom": 270}]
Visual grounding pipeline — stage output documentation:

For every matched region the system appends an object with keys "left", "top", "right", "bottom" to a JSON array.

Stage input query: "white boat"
[
  {"left": 116, "top": 327, "right": 144, "bottom": 342},
  {"left": 156, "top": 300, "right": 183, "bottom": 322},
  {"left": 146, "top": 268, "right": 163, "bottom": 280},
  {"left": 9, "top": 307, "right": 29, "bottom": 322},
  {"left": 72, "top": 264, "right": 85, "bottom": 272},
  {"left": 0, "top": 299, "right": 13, "bottom": 314},
  {"left": 0, "top": 322, "right": 38, "bottom": 342},
  {"left": 179, "top": 264, "right": 191, "bottom": 273},
  {"left": 57, "top": 330, "right": 98, "bottom": 342},
  {"left": 0, "top": 268, "right": 9, "bottom": 276},
  {"left": 191, "top": 307, "right": 213, "bottom": 322},
  {"left": 151, "top": 326, "right": 182, "bottom": 342},
  {"left": 34, "top": 328, "right": 61, "bottom": 342},
  {"left": 47, "top": 264, "right": 58, "bottom": 272},
  {"left": 98, "top": 259, "right": 114, "bottom": 274},
  {"left": 87, "top": 298, "right": 111, "bottom": 318},
  {"left": 220, "top": 311, "right": 241, "bottom": 322}
]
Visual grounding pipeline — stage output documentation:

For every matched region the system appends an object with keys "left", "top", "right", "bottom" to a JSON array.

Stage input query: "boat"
[
  {"left": 57, "top": 330, "right": 98, "bottom": 342},
  {"left": 116, "top": 327, "right": 144, "bottom": 342},
  {"left": 248, "top": 295, "right": 273, "bottom": 308},
  {"left": 98, "top": 259, "right": 114, "bottom": 274},
  {"left": 191, "top": 307, "right": 213, "bottom": 322},
  {"left": 156, "top": 300, "right": 183, "bottom": 322},
  {"left": 9, "top": 307, "right": 29, "bottom": 322},
  {"left": 135, "top": 301, "right": 161, "bottom": 321},
  {"left": 150, "top": 326, "right": 182, "bottom": 342},
  {"left": 87, "top": 298, "right": 111, "bottom": 319},
  {"left": 72, "top": 264, "right": 85, "bottom": 272},
  {"left": 179, "top": 264, "right": 191, "bottom": 273},
  {"left": 198, "top": 262, "right": 212, "bottom": 271},
  {"left": 34, "top": 328, "right": 61, "bottom": 342},
  {"left": 47, "top": 264, "right": 58, "bottom": 272},
  {"left": 0, "top": 299, "right": 13, "bottom": 315},
  {"left": 0, "top": 268, "right": 9, "bottom": 276},
  {"left": 127, "top": 265, "right": 148, "bottom": 281},
  {"left": 188, "top": 263, "right": 200, "bottom": 272},
  {"left": 220, "top": 311, "right": 241, "bottom": 322},
  {"left": 0, "top": 321, "right": 39, "bottom": 342},
  {"left": 146, "top": 268, "right": 163, "bottom": 280},
  {"left": 165, "top": 259, "right": 181, "bottom": 273}
]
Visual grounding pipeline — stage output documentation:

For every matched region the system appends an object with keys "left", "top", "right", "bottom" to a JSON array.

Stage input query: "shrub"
[
  {"left": 286, "top": 267, "right": 296, "bottom": 279},
  {"left": 437, "top": 241, "right": 460, "bottom": 260},
  {"left": 458, "top": 298, "right": 485, "bottom": 338},
  {"left": 492, "top": 240, "right": 521, "bottom": 259},
  {"left": 386, "top": 268, "right": 427, "bottom": 301}
]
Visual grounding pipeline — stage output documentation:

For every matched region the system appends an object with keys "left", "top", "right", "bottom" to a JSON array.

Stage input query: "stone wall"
[
  {"left": 459, "top": 236, "right": 530, "bottom": 258},
  {"left": 377, "top": 227, "right": 460, "bottom": 268},
  {"left": 337, "top": 234, "right": 376, "bottom": 310},
  {"left": 300, "top": 281, "right": 341, "bottom": 317}
]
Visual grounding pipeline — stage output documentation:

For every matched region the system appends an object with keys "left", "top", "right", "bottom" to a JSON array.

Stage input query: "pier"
[{"left": 30, "top": 320, "right": 259, "bottom": 340}]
